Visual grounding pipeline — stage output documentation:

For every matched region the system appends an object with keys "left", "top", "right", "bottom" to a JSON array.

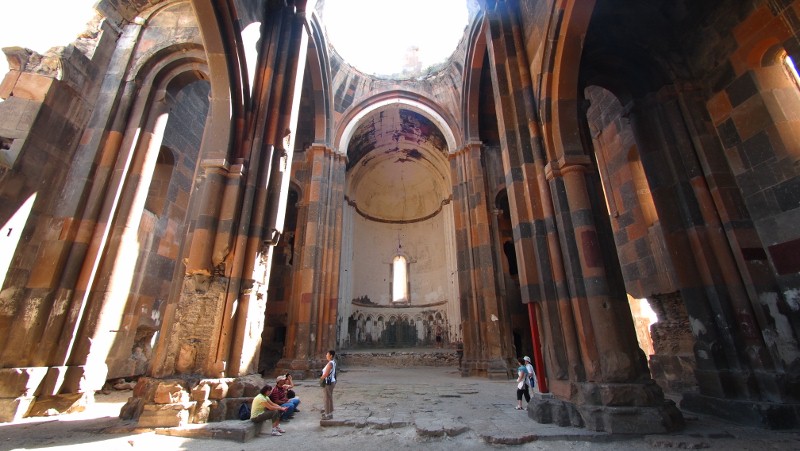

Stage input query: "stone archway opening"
[
  {"left": 337, "top": 103, "right": 460, "bottom": 353},
  {"left": 584, "top": 83, "right": 698, "bottom": 397}
]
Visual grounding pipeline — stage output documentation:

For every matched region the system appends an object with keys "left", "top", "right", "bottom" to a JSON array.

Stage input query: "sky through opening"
[
  {"left": 0, "top": 1, "right": 97, "bottom": 81},
  {"left": 322, "top": 0, "right": 470, "bottom": 78}
]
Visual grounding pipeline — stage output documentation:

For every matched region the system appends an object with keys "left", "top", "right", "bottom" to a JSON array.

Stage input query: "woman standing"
[
  {"left": 515, "top": 357, "right": 530, "bottom": 410},
  {"left": 320, "top": 350, "right": 337, "bottom": 419}
]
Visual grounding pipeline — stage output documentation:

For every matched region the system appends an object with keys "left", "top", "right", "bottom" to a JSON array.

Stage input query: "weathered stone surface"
[
  {"left": 645, "top": 435, "right": 710, "bottom": 449},
  {"left": 226, "top": 381, "right": 245, "bottom": 398},
  {"left": 368, "top": 417, "right": 411, "bottom": 429},
  {"left": 232, "top": 374, "right": 268, "bottom": 396},
  {"left": 206, "top": 400, "right": 223, "bottom": 422},
  {"left": 27, "top": 393, "right": 88, "bottom": 417},
  {"left": 133, "top": 377, "right": 185, "bottom": 401},
  {"left": 0, "top": 396, "right": 35, "bottom": 422},
  {"left": 207, "top": 397, "right": 251, "bottom": 422},
  {"left": 529, "top": 394, "right": 585, "bottom": 428},
  {"left": 191, "top": 400, "right": 213, "bottom": 424},
  {"left": 681, "top": 393, "right": 800, "bottom": 430},
  {"left": 175, "top": 343, "right": 197, "bottom": 374},
  {"left": 0, "top": 367, "right": 48, "bottom": 397},
  {"left": 190, "top": 384, "right": 210, "bottom": 402},
  {"left": 38, "top": 366, "right": 68, "bottom": 397},
  {"left": 113, "top": 380, "right": 137, "bottom": 390},
  {"left": 414, "top": 416, "right": 469, "bottom": 437},
  {"left": 154, "top": 383, "right": 186, "bottom": 404},
  {"left": 209, "top": 381, "right": 228, "bottom": 400},
  {"left": 137, "top": 402, "right": 194, "bottom": 428},
  {"left": 62, "top": 365, "right": 108, "bottom": 393},
  {"left": 480, "top": 433, "right": 538, "bottom": 445},
  {"left": 119, "top": 397, "right": 144, "bottom": 420},
  {"left": 154, "top": 419, "right": 261, "bottom": 443},
  {"left": 578, "top": 401, "right": 684, "bottom": 434},
  {"left": 339, "top": 351, "right": 459, "bottom": 367}
]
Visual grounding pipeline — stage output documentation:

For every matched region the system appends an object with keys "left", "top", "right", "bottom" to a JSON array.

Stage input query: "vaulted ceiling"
[{"left": 346, "top": 106, "right": 451, "bottom": 223}]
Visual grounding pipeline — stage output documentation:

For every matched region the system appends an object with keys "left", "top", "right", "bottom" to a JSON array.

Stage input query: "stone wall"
[{"left": 339, "top": 350, "right": 460, "bottom": 368}]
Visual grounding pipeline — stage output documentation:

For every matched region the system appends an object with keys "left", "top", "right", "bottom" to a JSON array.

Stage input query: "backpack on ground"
[{"left": 238, "top": 402, "right": 251, "bottom": 420}]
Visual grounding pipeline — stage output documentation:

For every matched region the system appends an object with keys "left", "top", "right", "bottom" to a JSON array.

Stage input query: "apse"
[{"left": 337, "top": 104, "right": 460, "bottom": 349}]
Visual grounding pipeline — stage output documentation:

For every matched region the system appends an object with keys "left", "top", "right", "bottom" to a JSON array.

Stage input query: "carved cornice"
[{"left": 344, "top": 195, "right": 453, "bottom": 224}]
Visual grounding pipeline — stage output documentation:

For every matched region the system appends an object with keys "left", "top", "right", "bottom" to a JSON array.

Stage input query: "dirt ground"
[{"left": 2, "top": 366, "right": 799, "bottom": 450}]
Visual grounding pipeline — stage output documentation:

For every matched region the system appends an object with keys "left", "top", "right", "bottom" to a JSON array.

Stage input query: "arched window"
[{"left": 392, "top": 255, "right": 409, "bottom": 302}]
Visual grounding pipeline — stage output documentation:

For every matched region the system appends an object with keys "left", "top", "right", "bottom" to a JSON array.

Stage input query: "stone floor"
[{"left": 1, "top": 365, "right": 799, "bottom": 450}]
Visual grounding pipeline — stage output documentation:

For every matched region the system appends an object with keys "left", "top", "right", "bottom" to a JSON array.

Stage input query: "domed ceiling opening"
[
  {"left": 346, "top": 106, "right": 451, "bottom": 223},
  {"left": 320, "top": 0, "right": 471, "bottom": 79}
]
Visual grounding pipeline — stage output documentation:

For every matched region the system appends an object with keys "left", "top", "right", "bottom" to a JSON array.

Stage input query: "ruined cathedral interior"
[{"left": 1, "top": 0, "right": 800, "bottom": 434}]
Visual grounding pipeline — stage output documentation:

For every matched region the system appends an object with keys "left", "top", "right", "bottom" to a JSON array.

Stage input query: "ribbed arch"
[
  {"left": 305, "top": 12, "right": 334, "bottom": 146},
  {"left": 462, "top": 13, "right": 488, "bottom": 142},
  {"left": 336, "top": 94, "right": 460, "bottom": 154}
]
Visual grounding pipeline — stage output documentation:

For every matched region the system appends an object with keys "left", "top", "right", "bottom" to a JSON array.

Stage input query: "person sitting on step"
[
  {"left": 251, "top": 384, "right": 288, "bottom": 436},
  {"left": 270, "top": 375, "right": 301, "bottom": 420}
]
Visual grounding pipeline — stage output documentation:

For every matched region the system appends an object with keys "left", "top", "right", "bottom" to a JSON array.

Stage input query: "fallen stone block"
[
  {"left": 27, "top": 393, "right": 88, "bottom": 417},
  {"left": 155, "top": 420, "right": 262, "bottom": 443},
  {"left": 154, "top": 383, "right": 187, "bottom": 404},
  {"left": 137, "top": 402, "right": 195, "bottom": 428},
  {"left": 191, "top": 384, "right": 210, "bottom": 402}
]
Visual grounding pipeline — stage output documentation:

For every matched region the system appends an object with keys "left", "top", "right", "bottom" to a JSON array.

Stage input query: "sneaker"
[
  {"left": 515, "top": 406, "right": 524, "bottom": 410},
  {"left": 275, "top": 426, "right": 286, "bottom": 433},
  {"left": 271, "top": 429, "right": 282, "bottom": 436}
]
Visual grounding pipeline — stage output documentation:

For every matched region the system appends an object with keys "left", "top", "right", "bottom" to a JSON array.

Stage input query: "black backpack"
[{"left": 238, "top": 402, "right": 251, "bottom": 420}]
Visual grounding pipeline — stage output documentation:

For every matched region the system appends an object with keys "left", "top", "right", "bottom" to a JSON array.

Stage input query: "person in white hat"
[
  {"left": 270, "top": 375, "right": 301, "bottom": 420},
  {"left": 515, "top": 357, "right": 530, "bottom": 410},
  {"left": 523, "top": 356, "right": 536, "bottom": 392}
]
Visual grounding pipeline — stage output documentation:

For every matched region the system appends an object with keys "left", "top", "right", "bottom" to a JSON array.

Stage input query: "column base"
[
  {"left": 459, "top": 357, "right": 511, "bottom": 379},
  {"left": 274, "top": 358, "right": 316, "bottom": 379},
  {"left": 681, "top": 393, "right": 800, "bottom": 429},
  {"left": 529, "top": 384, "right": 685, "bottom": 433},
  {"left": 0, "top": 366, "right": 103, "bottom": 422}
]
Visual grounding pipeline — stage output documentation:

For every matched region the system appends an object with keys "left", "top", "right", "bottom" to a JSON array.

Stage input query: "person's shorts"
[{"left": 251, "top": 409, "right": 281, "bottom": 423}]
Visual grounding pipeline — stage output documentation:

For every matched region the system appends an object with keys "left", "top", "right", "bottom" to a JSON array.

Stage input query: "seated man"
[
  {"left": 270, "top": 375, "right": 301, "bottom": 420},
  {"left": 283, "top": 373, "right": 297, "bottom": 400}
]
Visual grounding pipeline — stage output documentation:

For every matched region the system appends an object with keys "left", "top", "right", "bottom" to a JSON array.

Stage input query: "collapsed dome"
[{"left": 321, "top": 0, "right": 471, "bottom": 79}]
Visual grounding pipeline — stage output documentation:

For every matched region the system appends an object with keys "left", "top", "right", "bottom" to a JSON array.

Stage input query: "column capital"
[
  {"left": 450, "top": 140, "right": 483, "bottom": 159},
  {"left": 544, "top": 155, "right": 593, "bottom": 180},
  {"left": 200, "top": 158, "right": 230, "bottom": 170}
]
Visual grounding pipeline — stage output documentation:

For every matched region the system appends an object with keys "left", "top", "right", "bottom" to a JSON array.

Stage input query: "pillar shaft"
[
  {"left": 278, "top": 146, "right": 344, "bottom": 373},
  {"left": 451, "top": 142, "right": 509, "bottom": 378}
]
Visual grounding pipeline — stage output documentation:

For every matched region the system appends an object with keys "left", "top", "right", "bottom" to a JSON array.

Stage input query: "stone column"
[
  {"left": 484, "top": 4, "right": 579, "bottom": 395},
  {"left": 450, "top": 142, "right": 509, "bottom": 378},
  {"left": 183, "top": 159, "right": 231, "bottom": 276},
  {"left": 277, "top": 145, "right": 345, "bottom": 375},
  {"left": 539, "top": 156, "right": 682, "bottom": 433},
  {"left": 629, "top": 85, "right": 797, "bottom": 426},
  {"left": 647, "top": 292, "right": 697, "bottom": 395},
  {"left": 72, "top": 96, "right": 172, "bottom": 388}
]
